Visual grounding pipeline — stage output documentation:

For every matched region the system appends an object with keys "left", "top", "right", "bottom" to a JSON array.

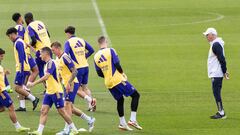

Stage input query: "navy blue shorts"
[
  {"left": 35, "top": 51, "right": 46, "bottom": 78},
  {"left": 14, "top": 71, "right": 30, "bottom": 85},
  {"left": 64, "top": 83, "right": 79, "bottom": 104},
  {"left": 109, "top": 81, "right": 136, "bottom": 100},
  {"left": 28, "top": 55, "right": 37, "bottom": 69},
  {"left": 76, "top": 67, "right": 89, "bottom": 85},
  {"left": 0, "top": 91, "right": 13, "bottom": 108},
  {"left": 43, "top": 93, "right": 64, "bottom": 109}
]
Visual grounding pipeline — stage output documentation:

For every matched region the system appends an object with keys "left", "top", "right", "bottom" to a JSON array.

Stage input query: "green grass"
[{"left": 1, "top": 0, "right": 240, "bottom": 135}]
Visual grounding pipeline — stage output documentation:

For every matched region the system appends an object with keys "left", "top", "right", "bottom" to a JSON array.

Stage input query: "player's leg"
[
  {"left": 80, "top": 67, "right": 97, "bottom": 111},
  {"left": 16, "top": 94, "right": 26, "bottom": 111},
  {"left": 54, "top": 93, "right": 78, "bottom": 134},
  {"left": 76, "top": 68, "right": 93, "bottom": 109},
  {"left": 81, "top": 85, "right": 97, "bottom": 111},
  {"left": 118, "top": 81, "right": 142, "bottom": 130},
  {"left": 16, "top": 72, "right": 29, "bottom": 111},
  {"left": 72, "top": 104, "right": 95, "bottom": 132},
  {"left": 17, "top": 73, "right": 30, "bottom": 111},
  {"left": 109, "top": 85, "right": 132, "bottom": 131},
  {"left": 28, "top": 94, "right": 52, "bottom": 135},
  {"left": 73, "top": 83, "right": 96, "bottom": 132},
  {"left": 0, "top": 91, "right": 30, "bottom": 132},
  {"left": 210, "top": 77, "right": 226, "bottom": 119},
  {"left": 128, "top": 90, "right": 142, "bottom": 129},
  {"left": 35, "top": 53, "right": 46, "bottom": 94},
  {"left": 28, "top": 55, "right": 39, "bottom": 83},
  {"left": 77, "top": 87, "right": 93, "bottom": 107},
  {"left": 15, "top": 72, "right": 39, "bottom": 111}
]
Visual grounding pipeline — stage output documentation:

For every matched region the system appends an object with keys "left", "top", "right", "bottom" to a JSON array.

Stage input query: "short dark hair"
[
  {"left": 6, "top": 27, "right": 17, "bottom": 35},
  {"left": 12, "top": 12, "right": 21, "bottom": 22},
  {"left": 98, "top": 36, "right": 106, "bottom": 44},
  {"left": 24, "top": 12, "right": 33, "bottom": 20},
  {"left": 41, "top": 47, "right": 52, "bottom": 56},
  {"left": 51, "top": 41, "right": 62, "bottom": 48},
  {"left": 0, "top": 48, "right": 5, "bottom": 55},
  {"left": 64, "top": 26, "right": 75, "bottom": 34}
]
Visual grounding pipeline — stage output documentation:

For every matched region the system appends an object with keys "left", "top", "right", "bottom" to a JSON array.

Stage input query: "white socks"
[
  {"left": 80, "top": 113, "right": 91, "bottom": 122},
  {"left": 37, "top": 124, "right": 44, "bottom": 134},
  {"left": 130, "top": 111, "right": 137, "bottom": 122},
  {"left": 64, "top": 122, "right": 69, "bottom": 133},
  {"left": 5, "top": 85, "right": 11, "bottom": 90},
  {"left": 20, "top": 100, "right": 25, "bottom": 108},
  {"left": 27, "top": 94, "right": 36, "bottom": 102},
  {"left": 84, "top": 95, "right": 92, "bottom": 108},
  {"left": 13, "top": 121, "right": 21, "bottom": 129},
  {"left": 219, "top": 110, "right": 225, "bottom": 115},
  {"left": 119, "top": 116, "right": 127, "bottom": 126},
  {"left": 68, "top": 123, "right": 77, "bottom": 131}
]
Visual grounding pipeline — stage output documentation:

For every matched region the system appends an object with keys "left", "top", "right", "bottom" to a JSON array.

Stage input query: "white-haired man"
[{"left": 203, "top": 28, "right": 229, "bottom": 119}]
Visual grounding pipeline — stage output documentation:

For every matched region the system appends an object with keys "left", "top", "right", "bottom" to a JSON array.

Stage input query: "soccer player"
[
  {"left": 27, "top": 47, "right": 79, "bottom": 135},
  {"left": 24, "top": 12, "right": 51, "bottom": 86},
  {"left": 6, "top": 27, "right": 39, "bottom": 111},
  {"left": 64, "top": 26, "right": 96, "bottom": 111},
  {"left": 12, "top": 12, "right": 39, "bottom": 111},
  {"left": 0, "top": 48, "right": 30, "bottom": 133},
  {"left": 12, "top": 12, "right": 39, "bottom": 82},
  {"left": 203, "top": 28, "right": 229, "bottom": 119},
  {"left": 94, "top": 36, "right": 142, "bottom": 130},
  {"left": 51, "top": 41, "right": 95, "bottom": 134}
]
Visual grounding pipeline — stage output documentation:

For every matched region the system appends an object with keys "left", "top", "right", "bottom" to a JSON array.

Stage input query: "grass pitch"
[{"left": 1, "top": 0, "right": 240, "bottom": 135}]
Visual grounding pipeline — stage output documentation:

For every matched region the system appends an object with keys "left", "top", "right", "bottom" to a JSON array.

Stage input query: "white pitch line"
[
  {"left": 91, "top": 0, "right": 112, "bottom": 46},
  {"left": 159, "top": 12, "right": 225, "bottom": 27}
]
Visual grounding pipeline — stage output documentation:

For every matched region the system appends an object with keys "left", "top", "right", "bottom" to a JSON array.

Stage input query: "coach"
[{"left": 203, "top": 28, "right": 229, "bottom": 119}]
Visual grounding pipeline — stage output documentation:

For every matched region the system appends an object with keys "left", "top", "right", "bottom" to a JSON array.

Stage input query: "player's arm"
[
  {"left": 212, "top": 43, "right": 227, "bottom": 73},
  {"left": 85, "top": 41, "right": 94, "bottom": 58},
  {"left": 63, "top": 55, "right": 78, "bottom": 84},
  {"left": 64, "top": 41, "right": 70, "bottom": 55},
  {"left": 28, "top": 61, "right": 53, "bottom": 87},
  {"left": 27, "top": 26, "right": 37, "bottom": 47},
  {"left": 94, "top": 61, "right": 104, "bottom": 78},
  {"left": 31, "top": 73, "right": 50, "bottom": 86},
  {"left": 111, "top": 48, "right": 128, "bottom": 79},
  {"left": 110, "top": 48, "right": 123, "bottom": 73},
  {"left": 16, "top": 42, "right": 25, "bottom": 72}
]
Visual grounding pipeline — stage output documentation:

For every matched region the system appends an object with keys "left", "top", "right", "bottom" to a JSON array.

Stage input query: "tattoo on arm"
[{"left": 68, "top": 67, "right": 78, "bottom": 84}]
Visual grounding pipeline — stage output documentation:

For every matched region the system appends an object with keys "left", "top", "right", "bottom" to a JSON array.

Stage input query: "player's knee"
[
  {"left": 131, "top": 91, "right": 140, "bottom": 99},
  {"left": 81, "top": 85, "right": 88, "bottom": 91},
  {"left": 57, "top": 108, "right": 66, "bottom": 115},
  {"left": 0, "top": 107, "right": 5, "bottom": 112},
  {"left": 7, "top": 104, "right": 14, "bottom": 112},
  {"left": 136, "top": 91, "right": 140, "bottom": 99},
  {"left": 14, "top": 85, "right": 21, "bottom": 91},
  {"left": 40, "top": 108, "right": 48, "bottom": 116},
  {"left": 65, "top": 101, "right": 72, "bottom": 106},
  {"left": 117, "top": 97, "right": 124, "bottom": 104}
]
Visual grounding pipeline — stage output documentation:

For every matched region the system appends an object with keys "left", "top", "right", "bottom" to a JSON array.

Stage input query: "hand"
[
  {"left": 122, "top": 73, "right": 128, "bottom": 81},
  {"left": 4, "top": 69, "right": 11, "bottom": 75},
  {"left": 26, "top": 43, "right": 31, "bottom": 48},
  {"left": 27, "top": 82, "right": 34, "bottom": 88},
  {"left": 65, "top": 83, "right": 71, "bottom": 93},
  {"left": 224, "top": 72, "right": 229, "bottom": 80}
]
